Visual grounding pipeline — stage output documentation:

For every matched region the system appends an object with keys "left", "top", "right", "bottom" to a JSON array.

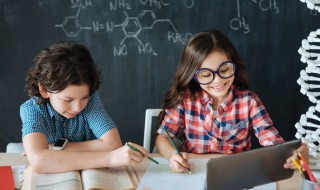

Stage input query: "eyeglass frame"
[{"left": 193, "top": 61, "right": 237, "bottom": 85}]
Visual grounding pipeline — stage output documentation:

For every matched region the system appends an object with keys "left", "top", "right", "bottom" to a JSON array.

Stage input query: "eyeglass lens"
[{"left": 195, "top": 62, "right": 235, "bottom": 84}]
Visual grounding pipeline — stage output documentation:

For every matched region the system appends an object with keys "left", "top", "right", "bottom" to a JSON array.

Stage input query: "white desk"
[
  {"left": 0, "top": 153, "right": 302, "bottom": 190},
  {"left": 133, "top": 153, "right": 302, "bottom": 190}
]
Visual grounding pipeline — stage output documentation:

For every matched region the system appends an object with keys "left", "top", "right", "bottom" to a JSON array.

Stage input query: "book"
[
  {"left": 0, "top": 166, "right": 15, "bottom": 190},
  {"left": 22, "top": 165, "right": 138, "bottom": 190}
]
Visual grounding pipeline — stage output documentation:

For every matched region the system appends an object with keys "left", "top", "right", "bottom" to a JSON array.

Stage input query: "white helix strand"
[
  {"left": 295, "top": 29, "right": 320, "bottom": 158},
  {"left": 300, "top": 0, "right": 320, "bottom": 13}
]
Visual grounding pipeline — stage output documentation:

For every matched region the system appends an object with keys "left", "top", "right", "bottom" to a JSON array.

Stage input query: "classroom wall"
[{"left": 0, "top": 0, "right": 319, "bottom": 152}]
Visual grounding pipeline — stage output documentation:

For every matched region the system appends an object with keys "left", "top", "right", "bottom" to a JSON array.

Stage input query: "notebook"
[{"left": 205, "top": 139, "right": 301, "bottom": 190}]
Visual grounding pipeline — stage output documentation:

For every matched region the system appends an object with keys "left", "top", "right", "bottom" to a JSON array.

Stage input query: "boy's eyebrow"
[{"left": 63, "top": 94, "right": 90, "bottom": 99}]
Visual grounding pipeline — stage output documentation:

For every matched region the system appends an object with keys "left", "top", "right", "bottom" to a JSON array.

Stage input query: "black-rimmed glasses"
[{"left": 193, "top": 61, "right": 237, "bottom": 85}]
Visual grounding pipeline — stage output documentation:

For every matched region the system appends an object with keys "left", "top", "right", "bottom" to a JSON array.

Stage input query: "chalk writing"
[
  {"left": 55, "top": 0, "right": 193, "bottom": 56},
  {"left": 230, "top": 0, "right": 279, "bottom": 34}
]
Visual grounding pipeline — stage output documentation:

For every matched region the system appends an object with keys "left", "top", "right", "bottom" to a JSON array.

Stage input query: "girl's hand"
[
  {"left": 109, "top": 143, "right": 148, "bottom": 167},
  {"left": 168, "top": 152, "right": 190, "bottom": 173},
  {"left": 284, "top": 143, "right": 309, "bottom": 169}
]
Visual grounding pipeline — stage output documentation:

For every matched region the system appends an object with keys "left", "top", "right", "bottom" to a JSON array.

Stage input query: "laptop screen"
[{"left": 205, "top": 139, "right": 301, "bottom": 190}]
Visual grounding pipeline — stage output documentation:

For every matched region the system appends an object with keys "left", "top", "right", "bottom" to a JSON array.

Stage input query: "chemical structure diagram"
[
  {"left": 55, "top": 0, "right": 194, "bottom": 56},
  {"left": 229, "top": 0, "right": 280, "bottom": 34}
]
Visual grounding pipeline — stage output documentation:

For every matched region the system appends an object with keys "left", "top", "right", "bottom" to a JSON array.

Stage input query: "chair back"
[
  {"left": 6, "top": 142, "right": 24, "bottom": 153},
  {"left": 143, "top": 109, "right": 162, "bottom": 152}
]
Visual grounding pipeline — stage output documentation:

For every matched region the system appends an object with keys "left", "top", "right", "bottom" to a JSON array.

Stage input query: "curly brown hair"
[{"left": 25, "top": 41, "right": 101, "bottom": 104}]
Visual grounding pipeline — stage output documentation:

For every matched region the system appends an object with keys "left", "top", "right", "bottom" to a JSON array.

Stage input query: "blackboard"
[{"left": 0, "top": 0, "right": 319, "bottom": 151}]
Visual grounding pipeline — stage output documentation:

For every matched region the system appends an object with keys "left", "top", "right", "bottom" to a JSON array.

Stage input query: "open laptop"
[{"left": 204, "top": 139, "right": 301, "bottom": 190}]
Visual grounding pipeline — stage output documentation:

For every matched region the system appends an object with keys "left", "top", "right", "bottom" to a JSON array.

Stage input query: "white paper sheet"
[
  {"left": 11, "top": 165, "right": 25, "bottom": 189},
  {"left": 137, "top": 157, "right": 208, "bottom": 190},
  {"left": 137, "top": 157, "right": 277, "bottom": 190}
]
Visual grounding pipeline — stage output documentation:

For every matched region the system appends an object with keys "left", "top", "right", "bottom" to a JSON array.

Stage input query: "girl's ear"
[{"left": 39, "top": 84, "right": 49, "bottom": 98}]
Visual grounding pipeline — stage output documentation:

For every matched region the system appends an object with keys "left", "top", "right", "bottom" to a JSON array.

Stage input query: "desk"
[
  {"left": 0, "top": 153, "right": 29, "bottom": 166},
  {"left": 133, "top": 153, "right": 302, "bottom": 190},
  {"left": 0, "top": 153, "right": 302, "bottom": 190}
]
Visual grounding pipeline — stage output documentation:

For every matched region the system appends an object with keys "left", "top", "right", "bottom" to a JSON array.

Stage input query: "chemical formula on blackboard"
[
  {"left": 55, "top": 0, "right": 194, "bottom": 56},
  {"left": 229, "top": 0, "right": 279, "bottom": 34}
]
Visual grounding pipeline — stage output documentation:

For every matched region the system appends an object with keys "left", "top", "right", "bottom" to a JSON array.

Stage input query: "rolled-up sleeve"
[{"left": 249, "top": 94, "right": 284, "bottom": 146}]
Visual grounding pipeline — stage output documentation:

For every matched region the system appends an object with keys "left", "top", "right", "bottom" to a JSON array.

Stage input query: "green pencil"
[
  {"left": 126, "top": 142, "right": 159, "bottom": 165},
  {"left": 164, "top": 128, "right": 192, "bottom": 174}
]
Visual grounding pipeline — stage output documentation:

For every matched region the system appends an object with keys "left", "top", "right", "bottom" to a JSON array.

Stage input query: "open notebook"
[{"left": 22, "top": 165, "right": 138, "bottom": 190}]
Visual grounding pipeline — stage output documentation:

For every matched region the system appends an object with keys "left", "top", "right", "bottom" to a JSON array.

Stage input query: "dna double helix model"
[{"left": 295, "top": 0, "right": 320, "bottom": 158}]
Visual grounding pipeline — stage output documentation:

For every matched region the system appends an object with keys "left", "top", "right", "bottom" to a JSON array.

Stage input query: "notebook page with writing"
[
  {"left": 30, "top": 169, "right": 82, "bottom": 190},
  {"left": 81, "top": 166, "right": 137, "bottom": 190},
  {"left": 137, "top": 157, "right": 208, "bottom": 190}
]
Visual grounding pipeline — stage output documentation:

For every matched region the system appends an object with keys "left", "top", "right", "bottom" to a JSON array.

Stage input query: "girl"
[
  {"left": 155, "top": 30, "right": 309, "bottom": 173},
  {"left": 21, "top": 41, "right": 148, "bottom": 173}
]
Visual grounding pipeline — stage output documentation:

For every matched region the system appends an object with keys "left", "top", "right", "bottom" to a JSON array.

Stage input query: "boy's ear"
[{"left": 39, "top": 84, "right": 49, "bottom": 98}]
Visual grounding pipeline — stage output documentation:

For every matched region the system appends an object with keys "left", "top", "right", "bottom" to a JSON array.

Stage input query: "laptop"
[{"left": 204, "top": 139, "right": 301, "bottom": 190}]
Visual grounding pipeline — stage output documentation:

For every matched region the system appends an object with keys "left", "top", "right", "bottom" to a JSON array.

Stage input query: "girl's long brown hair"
[{"left": 159, "top": 30, "right": 249, "bottom": 123}]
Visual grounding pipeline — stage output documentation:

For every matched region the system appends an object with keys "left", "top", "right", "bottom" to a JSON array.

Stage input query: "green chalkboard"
[{"left": 0, "top": 0, "right": 319, "bottom": 151}]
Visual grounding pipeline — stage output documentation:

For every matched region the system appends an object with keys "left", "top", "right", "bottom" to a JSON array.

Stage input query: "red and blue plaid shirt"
[{"left": 157, "top": 85, "right": 284, "bottom": 154}]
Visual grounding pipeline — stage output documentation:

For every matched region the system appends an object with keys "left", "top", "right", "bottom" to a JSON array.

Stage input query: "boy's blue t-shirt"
[{"left": 20, "top": 92, "right": 116, "bottom": 143}]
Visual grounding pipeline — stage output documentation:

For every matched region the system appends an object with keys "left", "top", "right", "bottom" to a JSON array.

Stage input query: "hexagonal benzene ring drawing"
[
  {"left": 122, "top": 17, "right": 142, "bottom": 37},
  {"left": 55, "top": 8, "right": 92, "bottom": 37},
  {"left": 138, "top": 10, "right": 157, "bottom": 29},
  {"left": 296, "top": 29, "right": 320, "bottom": 157},
  {"left": 55, "top": 2, "right": 185, "bottom": 56},
  {"left": 300, "top": 0, "right": 320, "bottom": 13},
  {"left": 61, "top": 16, "right": 82, "bottom": 36}
]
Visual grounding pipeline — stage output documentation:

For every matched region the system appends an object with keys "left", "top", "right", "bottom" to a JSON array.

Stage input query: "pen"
[
  {"left": 163, "top": 128, "right": 192, "bottom": 174},
  {"left": 297, "top": 152, "right": 318, "bottom": 183},
  {"left": 299, "top": 160, "right": 320, "bottom": 190},
  {"left": 126, "top": 142, "right": 159, "bottom": 165},
  {"left": 300, "top": 160, "right": 317, "bottom": 182}
]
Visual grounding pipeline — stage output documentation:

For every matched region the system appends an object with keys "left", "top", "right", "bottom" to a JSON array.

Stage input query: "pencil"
[
  {"left": 297, "top": 152, "right": 318, "bottom": 183},
  {"left": 163, "top": 128, "right": 192, "bottom": 174},
  {"left": 126, "top": 142, "right": 159, "bottom": 164},
  {"left": 292, "top": 156, "right": 309, "bottom": 180},
  {"left": 291, "top": 157, "right": 303, "bottom": 174}
]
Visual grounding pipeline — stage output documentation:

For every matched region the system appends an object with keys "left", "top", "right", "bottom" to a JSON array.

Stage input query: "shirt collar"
[
  {"left": 46, "top": 102, "right": 65, "bottom": 121},
  {"left": 199, "top": 85, "right": 235, "bottom": 111}
]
